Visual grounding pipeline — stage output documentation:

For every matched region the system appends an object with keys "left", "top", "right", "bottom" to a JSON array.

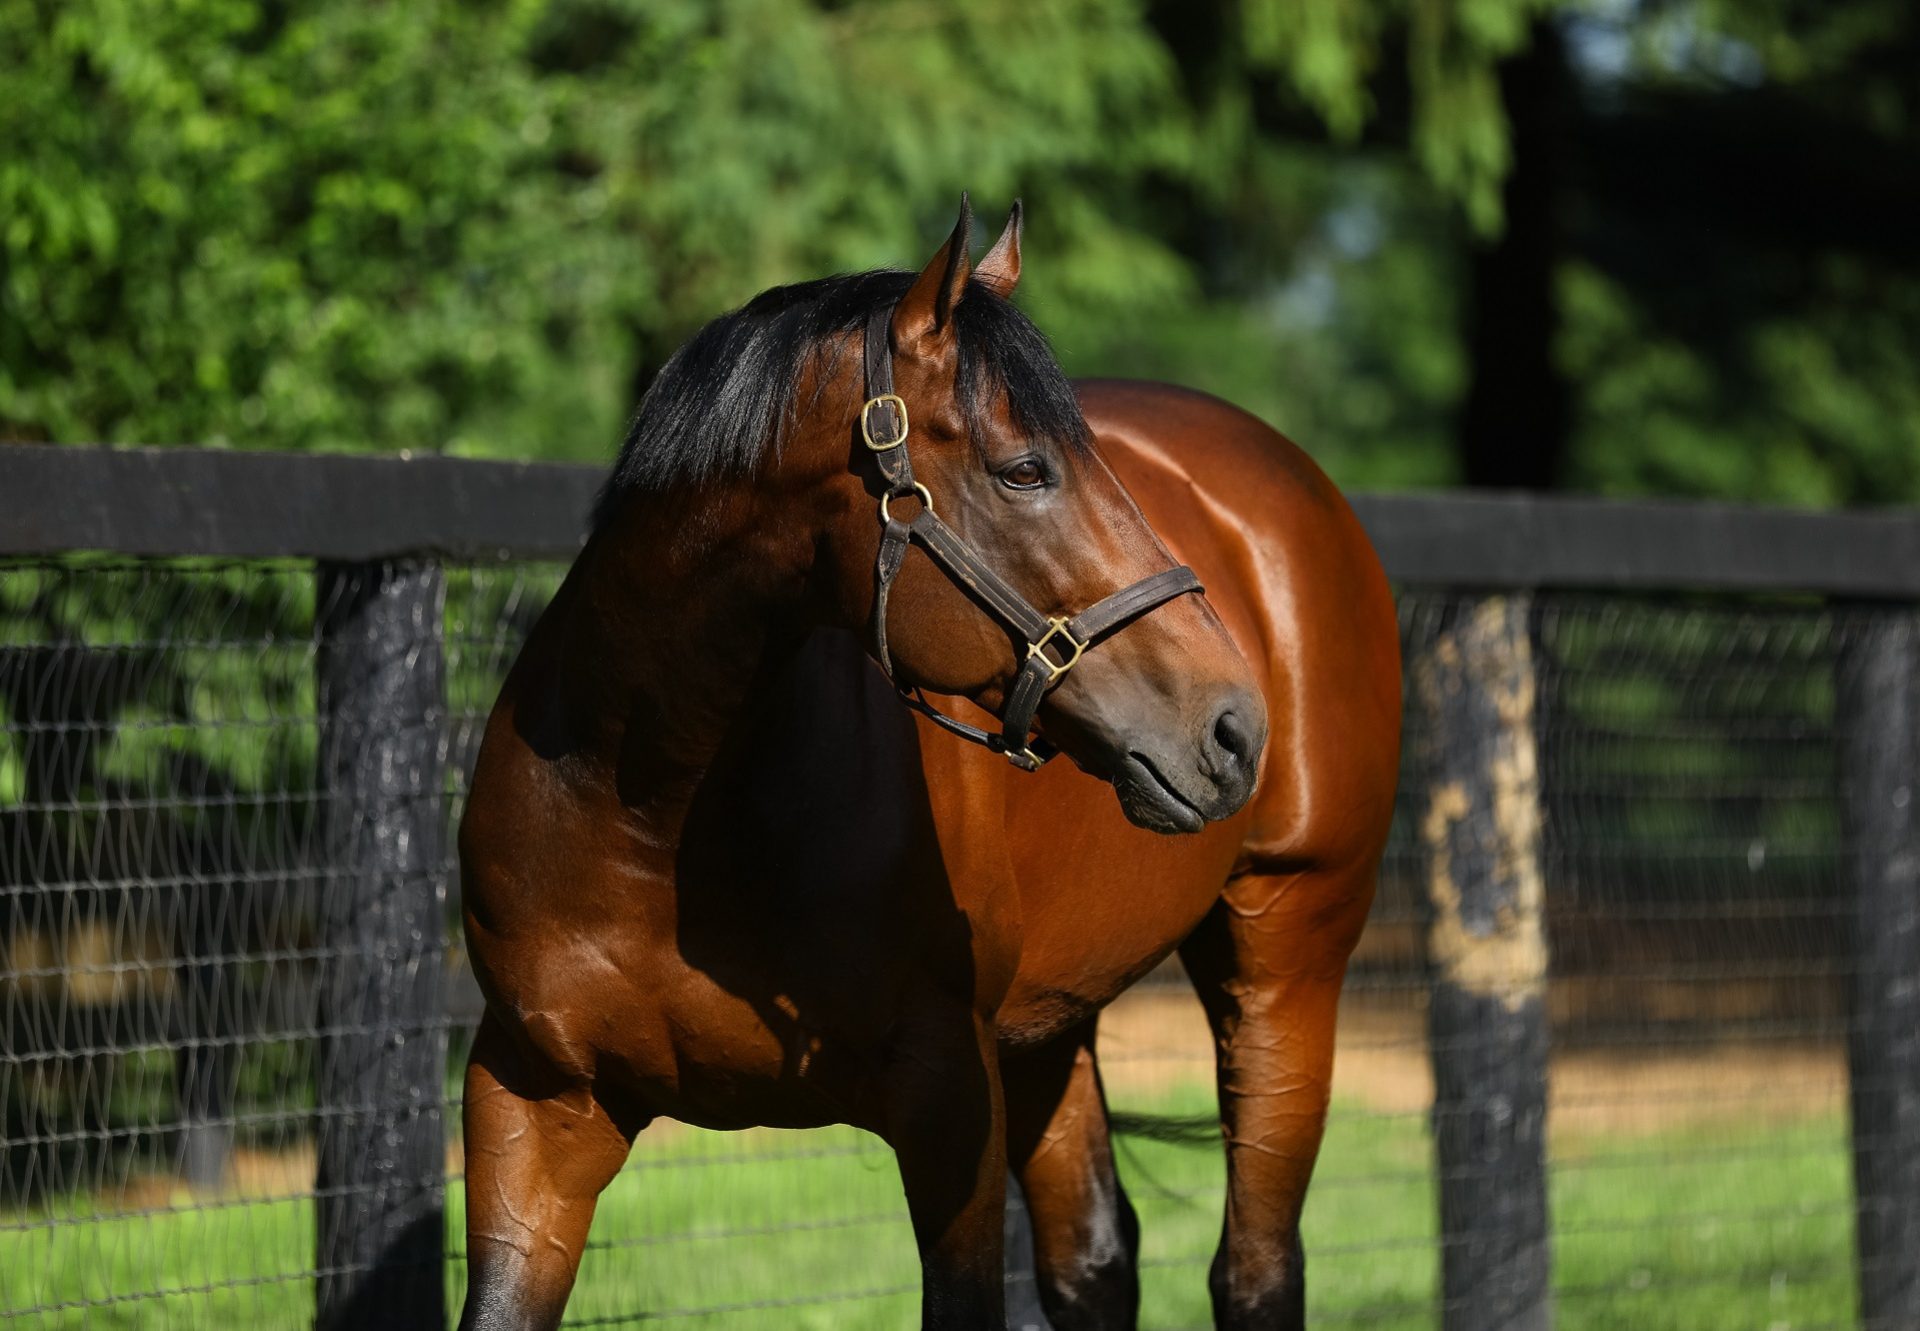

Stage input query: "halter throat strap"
[{"left": 861, "top": 302, "right": 1202, "bottom": 770}]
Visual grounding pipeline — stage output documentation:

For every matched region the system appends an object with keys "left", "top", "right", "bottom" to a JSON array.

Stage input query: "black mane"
[{"left": 591, "top": 268, "right": 1090, "bottom": 529}]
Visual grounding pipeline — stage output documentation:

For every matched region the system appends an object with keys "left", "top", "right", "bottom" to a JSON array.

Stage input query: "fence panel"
[
  {"left": 2, "top": 559, "right": 332, "bottom": 1326},
  {"left": 0, "top": 509, "right": 1913, "bottom": 1329}
]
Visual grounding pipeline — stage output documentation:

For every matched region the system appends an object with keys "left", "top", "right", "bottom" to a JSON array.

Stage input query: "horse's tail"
[{"left": 1106, "top": 1110, "right": 1220, "bottom": 1148}]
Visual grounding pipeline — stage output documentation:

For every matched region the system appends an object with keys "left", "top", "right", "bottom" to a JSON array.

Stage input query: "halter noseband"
[{"left": 861, "top": 303, "right": 1204, "bottom": 771}]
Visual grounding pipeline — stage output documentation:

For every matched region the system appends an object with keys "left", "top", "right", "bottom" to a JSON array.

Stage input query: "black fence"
[{"left": 1, "top": 444, "right": 1915, "bottom": 1329}]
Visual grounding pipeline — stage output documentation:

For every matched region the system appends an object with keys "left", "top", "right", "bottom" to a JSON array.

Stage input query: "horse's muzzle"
[{"left": 1109, "top": 688, "right": 1265, "bottom": 834}]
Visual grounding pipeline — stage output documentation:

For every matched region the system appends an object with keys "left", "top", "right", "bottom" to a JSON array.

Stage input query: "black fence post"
[
  {"left": 313, "top": 561, "right": 449, "bottom": 1331},
  {"left": 1414, "top": 594, "right": 1552, "bottom": 1331},
  {"left": 1838, "top": 609, "right": 1920, "bottom": 1329}
]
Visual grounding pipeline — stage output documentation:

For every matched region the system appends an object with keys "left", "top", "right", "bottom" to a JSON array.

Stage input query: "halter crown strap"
[
  {"left": 861, "top": 300, "right": 1203, "bottom": 769},
  {"left": 865, "top": 305, "right": 917, "bottom": 678}
]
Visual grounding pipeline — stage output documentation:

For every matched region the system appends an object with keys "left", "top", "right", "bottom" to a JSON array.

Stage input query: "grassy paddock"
[{"left": 0, "top": 1082, "right": 1854, "bottom": 1329}]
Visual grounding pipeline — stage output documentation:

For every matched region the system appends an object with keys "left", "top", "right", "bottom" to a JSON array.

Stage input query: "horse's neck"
[{"left": 553, "top": 490, "right": 813, "bottom": 825}]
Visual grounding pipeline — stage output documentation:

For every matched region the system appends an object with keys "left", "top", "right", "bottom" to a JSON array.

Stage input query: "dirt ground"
[
  {"left": 1094, "top": 985, "right": 1847, "bottom": 1138},
  {"left": 93, "top": 985, "right": 1842, "bottom": 1215}
]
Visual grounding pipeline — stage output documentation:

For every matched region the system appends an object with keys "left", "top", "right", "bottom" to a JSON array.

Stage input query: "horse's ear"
[
  {"left": 974, "top": 200, "right": 1022, "bottom": 298},
  {"left": 893, "top": 193, "right": 974, "bottom": 351}
]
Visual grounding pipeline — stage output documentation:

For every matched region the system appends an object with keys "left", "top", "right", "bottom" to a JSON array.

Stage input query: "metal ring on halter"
[{"left": 878, "top": 483, "right": 934, "bottom": 524}]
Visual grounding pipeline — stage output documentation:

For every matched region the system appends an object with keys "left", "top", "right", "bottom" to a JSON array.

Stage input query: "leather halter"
[{"left": 861, "top": 303, "right": 1204, "bottom": 770}]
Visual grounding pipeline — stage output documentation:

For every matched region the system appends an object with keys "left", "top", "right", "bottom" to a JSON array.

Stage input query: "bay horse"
[{"left": 457, "top": 198, "right": 1401, "bottom": 1331}]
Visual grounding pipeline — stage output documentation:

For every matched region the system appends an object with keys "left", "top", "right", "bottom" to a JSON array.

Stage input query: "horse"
[{"left": 456, "top": 197, "right": 1401, "bottom": 1331}]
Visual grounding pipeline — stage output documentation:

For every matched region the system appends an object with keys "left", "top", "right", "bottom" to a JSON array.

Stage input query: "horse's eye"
[{"left": 999, "top": 458, "right": 1048, "bottom": 491}]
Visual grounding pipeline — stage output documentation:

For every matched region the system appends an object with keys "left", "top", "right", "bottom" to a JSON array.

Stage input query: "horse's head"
[{"left": 809, "top": 199, "right": 1267, "bottom": 833}]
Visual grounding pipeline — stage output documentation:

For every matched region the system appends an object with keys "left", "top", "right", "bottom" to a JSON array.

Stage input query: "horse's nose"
[{"left": 1203, "top": 694, "right": 1263, "bottom": 794}]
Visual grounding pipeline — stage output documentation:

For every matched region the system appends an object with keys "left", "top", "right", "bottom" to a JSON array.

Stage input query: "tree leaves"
[{"left": 0, "top": 0, "right": 1541, "bottom": 462}]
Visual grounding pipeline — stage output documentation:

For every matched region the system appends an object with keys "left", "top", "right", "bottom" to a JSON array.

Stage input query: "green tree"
[
  {"left": 5, "top": 0, "right": 1915, "bottom": 505},
  {"left": 0, "top": 0, "right": 1561, "bottom": 474},
  {"left": 1, "top": 0, "right": 1190, "bottom": 460}
]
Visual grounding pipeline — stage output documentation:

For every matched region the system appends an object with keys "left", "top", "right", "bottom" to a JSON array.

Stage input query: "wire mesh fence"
[{"left": 0, "top": 551, "right": 1903, "bottom": 1329}]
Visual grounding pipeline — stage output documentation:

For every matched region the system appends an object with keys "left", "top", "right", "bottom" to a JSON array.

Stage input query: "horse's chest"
[{"left": 995, "top": 783, "right": 1246, "bottom": 1039}]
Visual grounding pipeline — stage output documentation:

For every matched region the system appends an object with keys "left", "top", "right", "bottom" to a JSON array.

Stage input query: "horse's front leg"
[
  {"left": 458, "top": 1012, "right": 646, "bottom": 1331},
  {"left": 1178, "top": 860, "right": 1377, "bottom": 1331},
  {"left": 1004, "top": 1017, "right": 1140, "bottom": 1329},
  {"left": 883, "top": 1003, "right": 1011, "bottom": 1331}
]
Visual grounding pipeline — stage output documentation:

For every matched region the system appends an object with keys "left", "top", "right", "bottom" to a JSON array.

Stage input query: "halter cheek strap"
[{"left": 861, "top": 303, "right": 1204, "bottom": 771}]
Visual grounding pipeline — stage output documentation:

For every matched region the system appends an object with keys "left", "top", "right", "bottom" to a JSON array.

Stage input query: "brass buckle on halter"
[
  {"left": 1027, "top": 617, "right": 1087, "bottom": 683},
  {"left": 990, "top": 734, "right": 1049, "bottom": 771},
  {"left": 1005, "top": 745, "right": 1046, "bottom": 770},
  {"left": 861, "top": 394, "right": 910, "bottom": 451}
]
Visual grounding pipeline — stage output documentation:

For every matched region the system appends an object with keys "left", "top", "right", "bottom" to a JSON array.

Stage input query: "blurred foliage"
[
  {"left": 1232, "top": 0, "right": 1555, "bottom": 231},
  {"left": 0, "top": 0, "right": 1462, "bottom": 477},
  {"left": 1550, "top": 1, "right": 1920, "bottom": 504},
  {"left": 1, "top": 0, "right": 1916, "bottom": 501}
]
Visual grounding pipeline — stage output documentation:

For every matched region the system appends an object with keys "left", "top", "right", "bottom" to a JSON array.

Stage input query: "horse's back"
[{"left": 1076, "top": 379, "right": 1402, "bottom": 872}]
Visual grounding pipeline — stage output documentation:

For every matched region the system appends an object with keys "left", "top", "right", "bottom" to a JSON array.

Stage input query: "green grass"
[{"left": 0, "top": 1090, "right": 1856, "bottom": 1329}]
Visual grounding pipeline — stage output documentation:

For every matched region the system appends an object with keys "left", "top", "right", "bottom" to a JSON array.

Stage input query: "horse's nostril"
[{"left": 1213, "top": 707, "right": 1255, "bottom": 767}]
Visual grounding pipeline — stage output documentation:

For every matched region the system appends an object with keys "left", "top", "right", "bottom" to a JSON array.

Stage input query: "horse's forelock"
[{"left": 591, "top": 268, "right": 1085, "bottom": 531}]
